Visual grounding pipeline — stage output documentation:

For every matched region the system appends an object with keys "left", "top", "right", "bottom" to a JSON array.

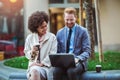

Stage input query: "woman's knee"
[
  {"left": 28, "top": 69, "right": 40, "bottom": 80},
  {"left": 30, "top": 69, "right": 40, "bottom": 78},
  {"left": 32, "top": 69, "right": 39, "bottom": 74}
]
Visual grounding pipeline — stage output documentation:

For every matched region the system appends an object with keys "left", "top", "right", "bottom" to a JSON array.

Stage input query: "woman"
[{"left": 24, "top": 11, "right": 57, "bottom": 80}]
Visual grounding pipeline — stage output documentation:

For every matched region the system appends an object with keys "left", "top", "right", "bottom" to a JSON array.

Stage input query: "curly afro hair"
[{"left": 28, "top": 11, "right": 49, "bottom": 33}]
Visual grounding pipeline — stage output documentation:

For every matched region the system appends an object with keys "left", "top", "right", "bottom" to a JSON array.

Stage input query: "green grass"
[
  {"left": 88, "top": 51, "right": 120, "bottom": 71},
  {"left": 4, "top": 51, "right": 120, "bottom": 70},
  {"left": 4, "top": 56, "right": 28, "bottom": 69}
]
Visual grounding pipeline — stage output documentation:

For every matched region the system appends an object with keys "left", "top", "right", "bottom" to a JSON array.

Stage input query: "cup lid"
[{"left": 96, "top": 65, "right": 102, "bottom": 67}]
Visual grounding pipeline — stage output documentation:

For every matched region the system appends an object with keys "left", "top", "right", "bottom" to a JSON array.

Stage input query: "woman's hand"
[
  {"left": 39, "top": 63, "right": 44, "bottom": 67},
  {"left": 32, "top": 45, "right": 39, "bottom": 53},
  {"left": 31, "top": 46, "right": 39, "bottom": 60},
  {"left": 29, "top": 62, "right": 44, "bottom": 67}
]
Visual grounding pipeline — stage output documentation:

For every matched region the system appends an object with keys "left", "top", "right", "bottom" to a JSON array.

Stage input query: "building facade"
[{"left": 0, "top": 0, "right": 120, "bottom": 52}]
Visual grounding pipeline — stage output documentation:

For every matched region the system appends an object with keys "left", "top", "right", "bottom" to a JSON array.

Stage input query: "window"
[
  {"left": 68, "top": 0, "right": 79, "bottom": 3},
  {"left": 49, "top": 0, "right": 64, "bottom": 3}
]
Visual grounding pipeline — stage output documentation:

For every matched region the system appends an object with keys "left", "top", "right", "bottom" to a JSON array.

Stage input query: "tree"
[{"left": 83, "top": 0, "right": 95, "bottom": 59}]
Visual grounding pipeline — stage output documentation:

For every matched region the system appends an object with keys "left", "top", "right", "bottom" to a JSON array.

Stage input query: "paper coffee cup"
[{"left": 96, "top": 65, "right": 102, "bottom": 73}]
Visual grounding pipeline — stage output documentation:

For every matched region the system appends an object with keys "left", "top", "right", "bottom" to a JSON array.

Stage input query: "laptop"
[{"left": 49, "top": 53, "right": 76, "bottom": 68}]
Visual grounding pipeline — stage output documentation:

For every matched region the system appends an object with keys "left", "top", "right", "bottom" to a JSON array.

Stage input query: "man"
[{"left": 53, "top": 7, "right": 91, "bottom": 80}]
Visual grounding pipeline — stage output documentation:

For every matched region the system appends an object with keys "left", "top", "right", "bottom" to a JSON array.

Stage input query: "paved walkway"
[{"left": 0, "top": 60, "right": 26, "bottom": 80}]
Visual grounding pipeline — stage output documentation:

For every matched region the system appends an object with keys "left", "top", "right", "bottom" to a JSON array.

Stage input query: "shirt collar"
[
  {"left": 66, "top": 23, "right": 76, "bottom": 32},
  {"left": 36, "top": 32, "right": 50, "bottom": 43}
]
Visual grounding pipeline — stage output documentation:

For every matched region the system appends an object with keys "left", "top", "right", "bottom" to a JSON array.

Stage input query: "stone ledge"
[
  {"left": 9, "top": 72, "right": 27, "bottom": 80},
  {"left": 9, "top": 70, "right": 120, "bottom": 80},
  {"left": 81, "top": 71, "right": 120, "bottom": 80}
]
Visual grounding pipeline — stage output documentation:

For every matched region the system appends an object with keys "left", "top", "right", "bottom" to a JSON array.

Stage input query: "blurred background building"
[{"left": 0, "top": 0, "right": 120, "bottom": 59}]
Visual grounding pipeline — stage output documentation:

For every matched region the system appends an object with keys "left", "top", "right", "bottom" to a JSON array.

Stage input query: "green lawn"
[
  {"left": 4, "top": 51, "right": 120, "bottom": 70},
  {"left": 88, "top": 51, "right": 120, "bottom": 71},
  {"left": 4, "top": 56, "right": 28, "bottom": 69}
]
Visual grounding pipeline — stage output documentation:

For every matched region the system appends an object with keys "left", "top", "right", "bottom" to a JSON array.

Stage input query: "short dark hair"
[{"left": 28, "top": 11, "right": 49, "bottom": 33}]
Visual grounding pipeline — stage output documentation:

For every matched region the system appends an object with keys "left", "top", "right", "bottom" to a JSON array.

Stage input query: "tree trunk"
[{"left": 83, "top": 0, "right": 95, "bottom": 59}]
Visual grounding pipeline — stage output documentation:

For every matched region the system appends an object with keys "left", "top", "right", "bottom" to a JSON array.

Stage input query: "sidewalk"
[{"left": 0, "top": 60, "right": 26, "bottom": 80}]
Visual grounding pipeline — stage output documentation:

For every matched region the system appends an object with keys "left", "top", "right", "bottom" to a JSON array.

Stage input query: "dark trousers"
[{"left": 53, "top": 62, "right": 84, "bottom": 80}]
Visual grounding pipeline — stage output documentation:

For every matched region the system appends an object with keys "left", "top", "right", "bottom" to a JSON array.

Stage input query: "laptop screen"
[{"left": 49, "top": 53, "right": 75, "bottom": 68}]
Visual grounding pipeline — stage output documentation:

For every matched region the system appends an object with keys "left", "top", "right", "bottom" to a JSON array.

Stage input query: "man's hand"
[{"left": 75, "top": 58, "right": 79, "bottom": 63}]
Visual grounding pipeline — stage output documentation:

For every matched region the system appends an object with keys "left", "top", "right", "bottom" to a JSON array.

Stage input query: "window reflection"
[
  {"left": 0, "top": 0, "right": 24, "bottom": 57},
  {"left": 49, "top": 0, "right": 64, "bottom": 3},
  {"left": 68, "top": 0, "right": 79, "bottom": 3},
  {"left": 2, "top": 16, "right": 8, "bottom": 33}
]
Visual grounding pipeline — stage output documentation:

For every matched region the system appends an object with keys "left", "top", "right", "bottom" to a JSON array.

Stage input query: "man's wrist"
[{"left": 75, "top": 58, "right": 79, "bottom": 63}]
